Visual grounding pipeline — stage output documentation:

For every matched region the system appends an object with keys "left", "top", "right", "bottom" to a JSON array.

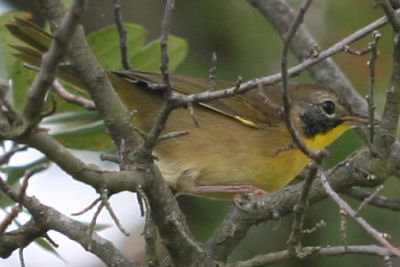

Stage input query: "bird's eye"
[{"left": 321, "top": 100, "right": 335, "bottom": 115}]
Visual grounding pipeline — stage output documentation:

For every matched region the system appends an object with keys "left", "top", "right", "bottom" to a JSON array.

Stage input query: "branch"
[
  {"left": 377, "top": 0, "right": 400, "bottom": 31},
  {"left": 367, "top": 31, "right": 380, "bottom": 149},
  {"left": 0, "top": 179, "right": 137, "bottom": 266},
  {"left": 112, "top": 0, "right": 132, "bottom": 70},
  {"left": 247, "top": 0, "right": 400, "bottom": 181},
  {"left": 280, "top": 0, "right": 326, "bottom": 160},
  {"left": 206, "top": 147, "right": 387, "bottom": 261},
  {"left": 378, "top": 1, "right": 400, "bottom": 137},
  {"left": 143, "top": 0, "right": 176, "bottom": 151},
  {"left": 228, "top": 245, "right": 392, "bottom": 267},
  {"left": 319, "top": 171, "right": 400, "bottom": 257},
  {"left": 0, "top": 165, "right": 47, "bottom": 234},
  {"left": 247, "top": 0, "right": 364, "bottom": 112},
  {"left": 22, "top": 0, "right": 86, "bottom": 127},
  {"left": 0, "top": 219, "right": 47, "bottom": 258},
  {"left": 172, "top": 7, "right": 398, "bottom": 107},
  {"left": 287, "top": 163, "right": 318, "bottom": 256},
  {"left": 36, "top": 2, "right": 210, "bottom": 265},
  {"left": 37, "top": 0, "right": 142, "bottom": 156},
  {"left": 346, "top": 187, "right": 400, "bottom": 211},
  {"left": 21, "top": 131, "right": 144, "bottom": 193},
  {"left": 160, "top": 0, "right": 174, "bottom": 90},
  {"left": 53, "top": 79, "right": 96, "bottom": 110}
]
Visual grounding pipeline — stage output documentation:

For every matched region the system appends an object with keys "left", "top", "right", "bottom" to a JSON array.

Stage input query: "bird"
[{"left": 5, "top": 17, "right": 369, "bottom": 199}]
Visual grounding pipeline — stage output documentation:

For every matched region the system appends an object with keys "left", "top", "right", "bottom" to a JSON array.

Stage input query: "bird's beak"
[{"left": 341, "top": 113, "right": 380, "bottom": 126}]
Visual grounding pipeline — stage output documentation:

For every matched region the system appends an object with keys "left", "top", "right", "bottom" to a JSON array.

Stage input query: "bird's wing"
[
  {"left": 7, "top": 17, "right": 284, "bottom": 129},
  {"left": 116, "top": 70, "right": 284, "bottom": 128}
]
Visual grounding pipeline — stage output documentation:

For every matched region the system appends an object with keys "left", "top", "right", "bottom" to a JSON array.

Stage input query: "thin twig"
[
  {"left": 302, "top": 220, "right": 326, "bottom": 235},
  {"left": 160, "top": 0, "right": 175, "bottom": 91},
  {"left": 280, "top": 0, "right": 326, "bottom": 161},
  {"left": 40, "top": 95, "right": 58, "bottom": 120},
  {"left": 367, "top": 31, "right": 380, "bottom": 149},
  {"left": 187, "top": 103, "right": 199, "bottom": 127},
  {"left": 355, "top": 185, "right": 384, "bottom": 216},
  {"left": 158, "top": 130, "right": 188, "bottom": 143},
  {"left": 136, "top": 185, "right": 145, "bottom": 217},
  {"left": 379, "top": 0, "right": 400, "bottom": 138},
  {"left": 144, "top": 0, "right": 176, "bottom": 151},
  {"left": 43, "top": 234, "right": 59, "bottom": 248},
  {"left": 112, "top": 0, "right": 132, "bottom": 70},
  {"left": 138, "top": 186, "right": 159, "bottom": 266},
  {"left": 22, "top": 0, "right": 86, "bottom": 127},
  {"left": 287, "top": 163, "right": 318, "bottom": 257},
  {"left": 345, "top": 187, "right": 400, "bottom": 211},
  {"left": 88, "top": 202, "right": 104, "bottom": 250},
  {"left": 343, "top": 45, "right": 372, "bottom": 56},
  {"left": 340, "top": 209, "right": 348, "bottom": 249},
  {"left": 0, "top": 164, "right": 47, "bottom": 234},
  {"left": 53, "top": 79, "right": 96, "bottom": 110},
  {"left": 144, "top": 102, "right": 175, "bottom": 151},
  {"left": 100, "top": 188, "right": 129, "bottom": 236},
  {"left": 0, "top": 176, "right": 137, "bottom": 265},
  {"left": 258, "top": 84, "right": 283, "bottom": 116},
  {"left": 20, "top": 164, "right": 49, "bottom": 202},
  {"left": 319, "top": 171, "right": 400, "bottom": 257},
  {"left": 174, "top": 8, "right": 400, "bottom": 107},
  {"left": 71, "top": 197, "right": 101, "bottom": 216},
  {"left": 376, "top": 0, "right": 400, "bottom": 31},
  {"left": 18, "top": 248, "right": 25, "bottom": 267},
  {"left": 228, "top": 245, "right": 393, "bottom": 267},
  {"left": 209, "top": 52, "right": 217, "bottom": 90},
  {"left": 0, "top": 205, "right": 23, "bottom": 235}
]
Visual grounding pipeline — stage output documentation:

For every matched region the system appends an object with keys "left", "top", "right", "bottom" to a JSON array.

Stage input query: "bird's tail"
[{"left": 6, "top": 17, "right": 88, "bottom": 91}]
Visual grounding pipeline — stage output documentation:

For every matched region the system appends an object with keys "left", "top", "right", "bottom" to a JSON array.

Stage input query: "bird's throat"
[{"left": 303, "top": 123, "right": 352, "bottom": 150}]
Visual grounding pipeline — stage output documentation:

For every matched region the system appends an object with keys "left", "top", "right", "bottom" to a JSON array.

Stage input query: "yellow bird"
[{"left": 6, "top": 18, "right": 368, "bottom": 198}]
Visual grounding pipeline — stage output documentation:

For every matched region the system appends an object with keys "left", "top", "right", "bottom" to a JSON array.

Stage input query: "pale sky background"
[{"left": 0, "top": 2, "right": 143, "bottom": 266}]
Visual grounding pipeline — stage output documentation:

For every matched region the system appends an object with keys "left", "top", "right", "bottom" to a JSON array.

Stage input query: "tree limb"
[
  {"left": 0, "top": 179, "right": 138, "bottom": 266},
  {"left": 228, "top": 245, "right": 392, "bottom": 267}
]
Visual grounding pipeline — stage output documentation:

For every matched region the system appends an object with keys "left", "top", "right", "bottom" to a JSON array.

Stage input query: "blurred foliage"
[{"left": 2, "top": 0, "right": 400, "bottom": 266}]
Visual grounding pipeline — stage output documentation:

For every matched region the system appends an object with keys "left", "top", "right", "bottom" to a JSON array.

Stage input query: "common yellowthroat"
[{"left": 6, "top": 18, "right": 368, "bottom": 198}]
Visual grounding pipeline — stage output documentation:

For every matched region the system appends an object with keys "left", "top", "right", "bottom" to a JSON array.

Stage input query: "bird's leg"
[
  {"left": 175, "top": 169, "right": 267, "bottom": 202},
  {"left": 189, "top": 185, "right": 267, "bottom": 206},
  {"left": 188, "top": 185, "right": 267, "bottom": 194}
]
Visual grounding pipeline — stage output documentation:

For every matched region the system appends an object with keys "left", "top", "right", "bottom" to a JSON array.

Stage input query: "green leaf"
[
  {"left": 87, "top": 23, "right": 147, "bottom": 70},
  {"left": 0, "top": 12, "right": 35, "bottom": 109},
  {"left": 9, "top": 60, "right": 35, "bottom": 109},
  {"left": 0, "top": 11, "right": 32, "bottom": 81},
  {"left": 35, "top": 237, "right": 65, "bottom": 262},
  {"left": 87, "top": 23, "right": 188, "bottom": 72},
  {"left": 43, "top": 111, "right": 114, "bottom": 151},
  {"left": 1, "top": 157, "right": 49, "bottom": 185},
  {"left": 80, "top": 222, "right": 111, "bottom": 231},
  {"left": 132, "top": 36, "right": 187, "bottom": 72},
  {"left": 0, "top": 194, "right": 14, "bottom": 208}
]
